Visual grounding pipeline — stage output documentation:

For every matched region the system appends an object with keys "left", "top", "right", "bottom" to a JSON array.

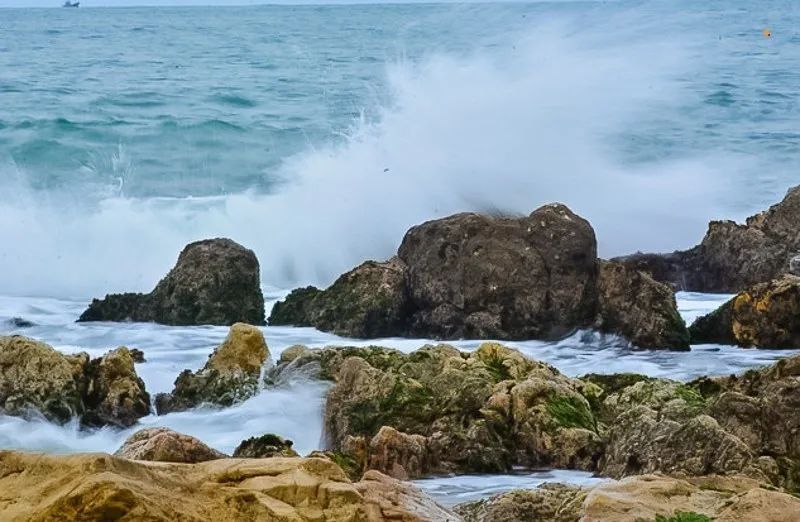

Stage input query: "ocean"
[{"left": 2, "top": 0, "right": 800, "bottom": 504}]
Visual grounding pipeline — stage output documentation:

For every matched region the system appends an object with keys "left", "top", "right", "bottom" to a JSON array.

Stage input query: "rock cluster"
[
  {"left": 272, "top": 342, "right": 800, "bottom": 492},
  {"left": 456, "top": 474, "right": 800, "bottom": 522},
  {"left": 270, "top": 204, "right": 689, "bottom": 350},
  {"left": 155, "top": 323, "right": 269, "bottom": 414},
  {"left": 79, "top": 238, "right": 265, "bottom": 326},
  {"left": 278, "top": 343, "right": 604, "bottom": 479},
  {"left": 0, "top": 335, "right": 149, "bottom": 427},
  {"left": 618, "top": 185, "right": 800, "bottom": 293},
  {"left": 0, "top": 450, "right": 457, "bottom": 521}
]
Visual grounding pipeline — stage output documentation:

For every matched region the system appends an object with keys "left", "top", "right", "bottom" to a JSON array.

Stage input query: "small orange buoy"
[{"left": 763, "top": 28, "right": 772, "bottom": 38}]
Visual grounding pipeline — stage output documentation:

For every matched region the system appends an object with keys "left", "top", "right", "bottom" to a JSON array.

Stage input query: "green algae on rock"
[
  {"left": 154, "top": 323, "right": 269, "bottom": 414},
  {"left": 0, "top": 336, "right": 149, "bottom": 428}
]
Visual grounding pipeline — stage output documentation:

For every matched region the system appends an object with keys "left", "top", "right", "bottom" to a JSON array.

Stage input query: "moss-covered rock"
[
  {"left": 155, "top": 323, "right": 269, "bottom": 414},
  {"left": 278, "top": 342, "right": 601, "bottom": 478},
  {"left": 82, "top": 347, "right": 150, "bottom": 428},
  {"left": 0, "top": 336, "right": 150, "bottom": 427},
  {"left": 232, "top": 433, "right": 299, "bottom": 458},
  {"left": 690, "top": 275, "right": 800, "bottom": 348},
  {"left": 268, "top": 259, "right": 410, "bottom": 338},
  {"left": 79, "top": 238, "right": 265, "bottom": 326}
]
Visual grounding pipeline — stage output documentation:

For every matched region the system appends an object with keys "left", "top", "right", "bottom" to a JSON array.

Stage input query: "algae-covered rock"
[
  {"left": 0, "top": 336, "right": 150, "bottom": 427},
  {"left": 596, "top": 261, "right": 690, "bottom": 350},
  {"left": 269, "top": 258, "right": 410, "bottom": 338},
  {"left": 303, "top": 342, "right": 600, "bottom": 477},
  {"left": 155, "top": 323, "right": 269, "bottom": 414},
  {"left": 232, "top": 433, "right": 299, "bottom": 458},
  {"left": 456, "top": 483, "right": 586, "bottom": 522},
  {"left": 82, "top": 347, "right": 150, "bottom": 428},
  {"left": 0, "top": 335, "right": 88, "bottom": 424},
  {"left": 79, "top": 238, "right": 265, "bottom": 326},
  {"left": 0, "top": 450, "right": 455, "bottom": 521},
  {"left": 115, "top": 428, "right": 226, "bottom": 463},
  {"left": 690, "top": 275, "right": 800, "bottom": 348}
]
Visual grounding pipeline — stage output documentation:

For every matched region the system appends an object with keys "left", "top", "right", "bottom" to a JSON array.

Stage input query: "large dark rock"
[
  {"left": 269, "top": 204, "right": 688, "bottom": 349},
  {"left": 690, "top": 275, "right": 800, "bottom": 348},
  {"left": 0, "top": 336, "right": 150, "bottom": 427},
  {"left": 398, "top": 204, "right": 599, "bottom": 340},
  {"left": 155, "top": 323, "right": 269, "bottom": 414},
  {"left": 617, "top": 185, "right": 800, "bottom": 293},
  {"left": 268, "top": 258, "right": 409, "bottom": 338},
  {"left": 79, "top": 238, "right": 265, "bottom": 326},
  {"left": 595, "top": 261, "right": 690, "bottom": 350}
]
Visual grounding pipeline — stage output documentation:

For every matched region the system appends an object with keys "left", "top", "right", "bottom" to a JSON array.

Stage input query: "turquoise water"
[{"left": 2, "top": 2, "right": 800, "bottom": 296}]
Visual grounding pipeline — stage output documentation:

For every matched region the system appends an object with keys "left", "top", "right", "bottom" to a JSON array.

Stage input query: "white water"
[
  {"left": 0, "top": 13, "right": 758, "bottom": 299},
  {"left": 1, "top": 290, "right": 796, "bottom": 502},
  {"left": 414, "top": 469, "right": 607, "bottom": 507}
]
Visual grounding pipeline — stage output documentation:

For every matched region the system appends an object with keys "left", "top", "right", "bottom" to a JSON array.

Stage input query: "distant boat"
[{"left": 62, "top": 1, "right": 79, "bottom": 6}]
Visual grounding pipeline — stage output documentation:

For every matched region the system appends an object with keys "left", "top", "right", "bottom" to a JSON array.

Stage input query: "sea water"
[{"left": 2, "top": 0, "right": 800, "bottom": 505}]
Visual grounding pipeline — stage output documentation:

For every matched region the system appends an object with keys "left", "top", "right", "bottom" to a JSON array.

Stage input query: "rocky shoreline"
[{"left": 3, "top": 186, "right": 800, "bottom": 519}]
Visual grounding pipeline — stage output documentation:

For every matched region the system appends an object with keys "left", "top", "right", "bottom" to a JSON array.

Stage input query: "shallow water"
[
  {"left": 0, "top": 290, "right": 796, "bottom": 484},
  {"left": 413, "top": 469, "right": 608, "bottom": 507}
]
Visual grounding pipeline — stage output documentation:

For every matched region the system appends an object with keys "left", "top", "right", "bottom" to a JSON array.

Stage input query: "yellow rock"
[{"left": 0, "top": 451, "right": 456, "bottom": 521}]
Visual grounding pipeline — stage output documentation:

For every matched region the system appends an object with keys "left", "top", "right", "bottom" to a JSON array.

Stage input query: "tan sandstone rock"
[{"left": 115, "top": 428, "right": 227, "bottom": 463}]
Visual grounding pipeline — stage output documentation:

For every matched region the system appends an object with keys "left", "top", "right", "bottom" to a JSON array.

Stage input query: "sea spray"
[{"left": 0, "top": 14, "right": 740, "bottom": 298}]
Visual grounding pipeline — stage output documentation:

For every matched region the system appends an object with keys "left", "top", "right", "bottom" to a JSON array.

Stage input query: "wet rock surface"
[
  {"left": 690, "top": 275, "right": 800, "bottom": 348},
  {"left": 271, "top": 342, "right": 800, "bottom": 493},
  {"left": 270, "top": 204, "right": 688, "bottom": 349},
  {"left": 115, "top": 428, "right": 227, "bottom": 463},
  {"left": 269, "top": 258, "right": 410, "bottom": 338},
  {"left": 618, "top": 185, "right": 800, "bottom": 293},
  {"left": 79, "top": 238, "right": 265, "bottom": 326},
  {"left": 595, "top": 261, "right": 690, "bottom": 350},
  {"left": 155, "top": 323, "right": 269, "bottom": 414},
  {"left": 232, "top": 433, "right": 299, "bottom": 458},
  {"left": 0, "top": 335, "right": 149, "bottom": 427},
  {"left": 279, "top": 342, "right": 603, "bottom": 479}
]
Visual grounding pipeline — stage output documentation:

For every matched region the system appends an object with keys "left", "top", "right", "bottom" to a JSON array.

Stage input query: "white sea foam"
[{"left": 0, "top": 15, "right": 746, "bottom": 298}]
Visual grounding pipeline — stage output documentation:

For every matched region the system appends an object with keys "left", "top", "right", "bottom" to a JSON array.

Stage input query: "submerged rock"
[
  {"left": 79, "top": 238, "right": 265, "bottom": 326},
  {"left": 115, "top": 428, "right": 226, "bottom": 463},
  {"left": 5, "top": 317, "right": 35, "bottom": 328},
  {"left": 269, "top": 258, "right": 410, "bottom": 338},
  {"left": 155, "top": 323, "right": 269, "bottom": 414},
  {"left": 232, "top": 433, "right": 299, "bottom": 458},
  {"left": 595, "top": 261, "right": 690, "bottom": 350},
  {"left": 0, "top": 335, "right": 150, "bottom": 427},
  {"left": 0, "top": 450, "right": 456, "bottom": 521},
  {"left": 458, "top": 474, "right": 800, "bottom": 522},
  {"left": 617, "top": 185, "right": 800, "bottom": 293},
  {"left": 689, "top": 275, "right": 800, "bottom": 348}
]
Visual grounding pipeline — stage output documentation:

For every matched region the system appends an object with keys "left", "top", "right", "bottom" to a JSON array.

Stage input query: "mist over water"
[{"left": 1, "top": 2, "right": 799, "bottom": 298}]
